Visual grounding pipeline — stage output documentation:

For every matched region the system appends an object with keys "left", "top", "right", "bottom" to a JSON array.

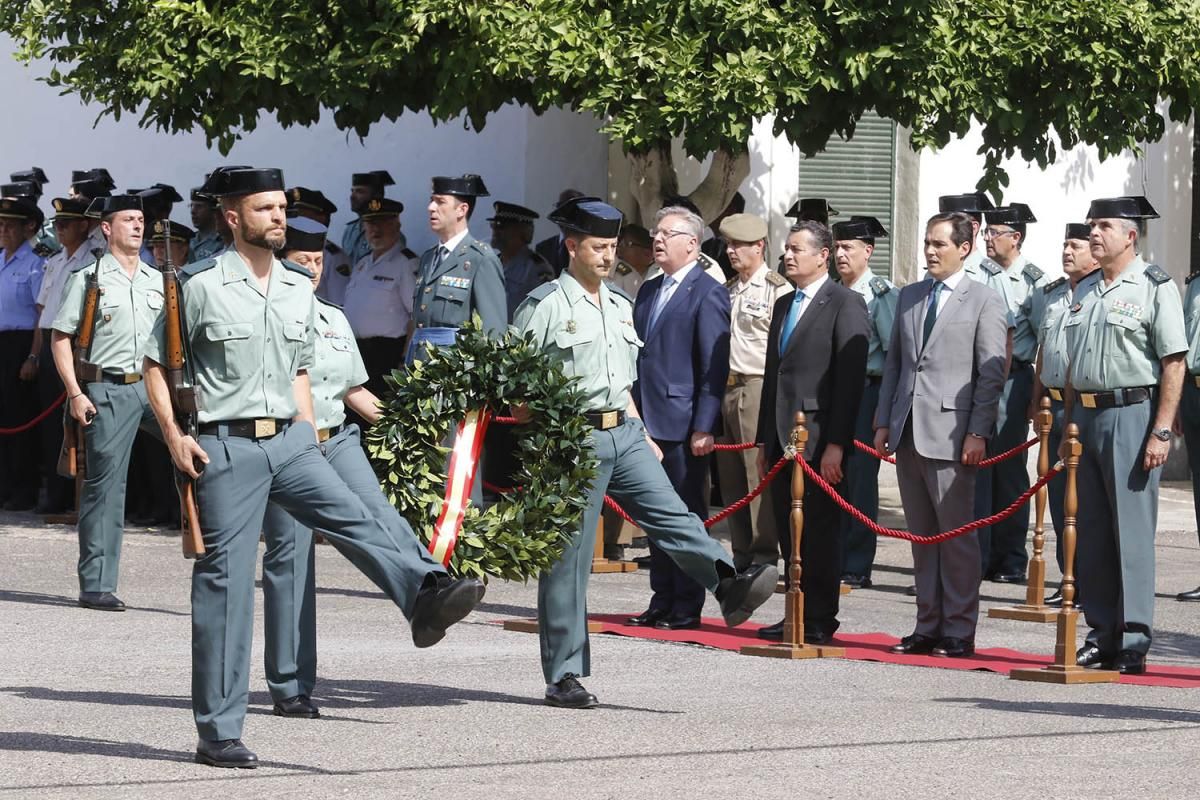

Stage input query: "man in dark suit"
[
  {"left": 627, "top": 205, "right": 732, "bottom": 630},
  {"left": 874, "top": 212, "right": 1008, "bottom": 658},
  {"left": 535, "top": 188, "right": 584, "bottom": 276},
  {"left": 754, "top": 220, "right": 869, "bottom": 643}
]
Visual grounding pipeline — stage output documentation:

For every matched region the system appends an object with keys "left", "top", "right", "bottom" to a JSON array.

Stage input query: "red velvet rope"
[{"left": 0, "top": 391, "right": 65, "bottom": 435}]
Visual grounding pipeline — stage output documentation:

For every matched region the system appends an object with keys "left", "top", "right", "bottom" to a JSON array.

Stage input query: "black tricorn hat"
[
  {"left": 432, "top": 174, "right": 489, "bottom": 199},
  {"left": 70, "top": 179, "right": 113, "bottom": 200},
  {"left": 832, "top": 215, "right": 888, "bottom": 241},
  {"left": 190, "top": 186, "right": 216, "bottom": 204},
  {"left": 1064, "top": 223, "right": 1091, "bottom": 240},
  {"left": 984, "top": 203, "right": 1037, "bottom": 225},
  {"left": 785, "top": 198, "right": 840, "bottom": 225},
  {"left": 1086, "top": 196, "right": 1159, "bottom": 220},
  {"left": 0, "top": 197, "right": 41, "bottom": 221},
  {"left": 148, "top": 219, "right": 195, "bottom": 243},
  {"left": 0, "top": 181, "right": 40, "bottom": 199},
  {"left": 488, "top": 201, "right": 539, "bottom": 224},
  {"left": 71, "top": 168, "right": 116, "bottom": 190},
  {"left": 358, "top": 197, "right": 404, "bottom": 219},
  {"left": 85, "top": 194, "right": 143, "bottom": 218},
  {"left": 205, "top": 167, "right": 285, "bottom": 198},
  {"left": 137, "top": 183, "right": 184, "bottom": 205},
  {"left": 938, "top": 192, "right": 994, "bottom": 214},
  {"left": 287, "top": 186, "right": 338, "bottom": 216},
  {"left": 10, "top": 168, "right": 49, "bottom": 185},
  {"left": 547, "top": 196, "right": 623, "bottom": 238},
  {"left": 351, "top": 170, "right": 395, "bottom": 190},
  {"left": 50, "top": 197, "right": 90, "bottom": 219},
  {"left": 283, "top": 217, "right": 328, "bottom": 253}
]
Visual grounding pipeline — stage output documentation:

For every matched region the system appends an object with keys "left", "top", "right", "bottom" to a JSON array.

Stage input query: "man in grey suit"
[{"left": 874, "top": 212, "right": 1008, "bottom": 657}]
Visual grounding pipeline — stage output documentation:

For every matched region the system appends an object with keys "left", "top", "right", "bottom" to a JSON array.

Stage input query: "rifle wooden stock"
[
  {"left": 162, "top": 264, "right": 206, "bottom": 559},
  {"left": 58, "top": 260, "right": 103, "bottom": 481}
]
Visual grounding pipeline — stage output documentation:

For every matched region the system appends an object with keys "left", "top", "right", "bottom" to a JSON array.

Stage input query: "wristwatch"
[{"left": 1152, "top": 427, "right": 1172, "bottom": 442}]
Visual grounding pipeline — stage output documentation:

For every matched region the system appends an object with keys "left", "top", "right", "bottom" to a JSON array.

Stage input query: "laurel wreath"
[{"left": 366, "top": 318, "right": 598, "bottom": 582}]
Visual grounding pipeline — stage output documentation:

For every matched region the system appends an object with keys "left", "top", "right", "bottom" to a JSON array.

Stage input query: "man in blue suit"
[{"left": 628, "top": 204, "right": 732, "bottom": 630}]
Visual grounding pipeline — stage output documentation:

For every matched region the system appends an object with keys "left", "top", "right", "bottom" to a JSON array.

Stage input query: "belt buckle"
[
  {"left": 1194, "top": 375, "right": 1200, "bottom": 389},
  {"left": 123, "top": 372, "right": 141, "bottom": 384},
  {"left": 1048, "top": 388, "right": 1063, "bottom": 402},
  {"left": 317, "top": 427, "right": 331, "bottom": 443},
  {"left": 601, "top": 411, "right": 618, "bottom": 430},
  {"left": 1080, "top": 393, "right": 1097, "bottom": 409},
  {"left": 254, "top": 418, "right": 277, "bottom": 438},
  {"left": 727, "top": 374, "right": 737, "bottom": 387}
]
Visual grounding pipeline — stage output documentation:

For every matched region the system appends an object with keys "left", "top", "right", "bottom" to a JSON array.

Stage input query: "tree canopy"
[{"left": 3, "top": 0, "right": 1200, "bottom": 193}]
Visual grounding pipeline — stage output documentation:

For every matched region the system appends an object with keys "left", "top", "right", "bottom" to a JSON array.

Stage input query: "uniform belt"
[
  {"left": 1046, "top": 387, "right": 1064, "bottom": 402},
  {"left": 726, "top": 372, "right": 761, "bottom": 387},
  {"left": 199, "top": 418, "right": 292, "bottom": 440},
  {"left": 584, "top": 410, "right": 626, "bottom": 430},
  {"left": 1012, "top": 359, "right": 1033, "bottom": 370},
  {"left": 1071, "top": 387, "right": 1152, "bottom": 409},
  {"left": 317, "top": 424, "right": 345, "bottom": 443},
  {"left": 100, "top": 371, "right": 142, "bottom": 384}
]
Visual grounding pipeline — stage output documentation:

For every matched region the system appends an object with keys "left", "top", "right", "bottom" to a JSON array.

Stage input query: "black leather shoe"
[
  {"left": 3, "top": 495, "right": 35, "bottom": 512},
  {"left": 602, "top": 544, "right": 626, "bottom": 561},
  {"left": 626, "top": 608, "right": 669, "bottom": 627},
  {"left": 717, "top": 563, "right": 779, "bottom": 627},
  {"left": 1113, "top": 649, "right": 1146, "bottom": 675},
  {"left": 654, "top": 615, "right": 700, "bottom": 630},
  {"left": 1075, "top": 643, "right": 1112, "bottom": 668},
  {"left": 840, "top": 573, "right": 872, "bottom": 589},
  {"left": 195, "top": 738, "right": 258, "bottom": 768},
  {"left": 932, "top": 637, "right": 975, "bottom": 657},
  {"left": 273, "top": 694, "right": 320, "bottom": 718},
  {"left": 804, "top": 629, "right": 834, "bottom": 645},
  {"left": 1176, "top": 586, "right": 1200, "bottom": 602},
  {"left": 79, "top": 591, "right": 126, "bottom": 611},
  {"left": 544, "top": 674, "right": 598, "bottom": 709},
  {"left": 990, "top": 572, "right": 1026, "bottom": 585},
  {"left": 756, "top": 620, "right": 784, "bottom": 640},
  {"left": 1044, "top": 589, "right": 1063, "bottom": 607},
  {"left": 410, "top": 575, "right": 485, "bottom": 648},
  {"left": 890, "top": 633, "right": 939, "bottom": 655},
  {"left": 905, "top": 584, "right": 918, "bottom": 596}
]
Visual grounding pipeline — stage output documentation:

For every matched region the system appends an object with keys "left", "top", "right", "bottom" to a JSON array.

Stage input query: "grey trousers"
[
  {"left": 537, "top": 418, "right": 734, "bottom": 683},
  {"left": 841, "top": 378, "right": 882, "bottom": 577}
]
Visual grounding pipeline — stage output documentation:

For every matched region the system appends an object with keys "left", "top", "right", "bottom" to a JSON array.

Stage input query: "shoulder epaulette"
[
  {"left": 1022, "top": 262, "right": 1044, "bottom": 283},
  {"left": 869, "top": 276, "right": 891, "bottom": 297},
  {"left": 181, "top": 257, "right": 219, "bottom": 277},
  {"left": 607, "top": 283, "right": 633, "bottom": 304},
  {"left": 525, "top": 281, "right": 559, "bottom": 304},
  {"left": 698, "top": 251, "right": 720, "bottom": 269},
  {"left": 764, "top": 270, "right": 789, "bottom": 287},
  {"left": 724, "top": 276, "right": 738, "bottom": 290},
  {"left": 980, "top": 258, "right": 1001, "bottom": 276},
  {"left": 1043, "top": 276, "right": 1067, "bottom": 294},
  {"left": 1186, "top": 271, "right": 1200, "bottom": 285},
  {"left": 615, "top": 261, "right": 632, "bottom": 276},
  {"left": 33, "top": 241, "right": 61, "bottom": 258},
  {"left": 316, "top": 296, "right": 344, "bottom": 311},
  {"left": 1145, "top": 263, "right": 1170, "bottom": 285},
  {"left": 401, "top": 247, "right": 417, "bottom": 260},
  {"left": 282, "top": 258, "right": 315, "bottom": 279}
]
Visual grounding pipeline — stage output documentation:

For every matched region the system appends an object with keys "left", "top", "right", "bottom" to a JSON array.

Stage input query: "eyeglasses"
[
  {"left": 650, "top": 228, "right": 692, "bottom": 240},
  {"left": 982, "top": 228, "right": 1017, "bottom": 240}
]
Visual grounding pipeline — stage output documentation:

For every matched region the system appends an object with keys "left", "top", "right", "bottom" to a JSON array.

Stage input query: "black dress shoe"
[
  {"left": 273, "top": 694, "right": 320, "bottom": 718},
  {"left": 1176, "top": 586, "right": 1200, "bottom": 602},
  {"left": 990, "top": 572, "right": 1026, "bottom": 585},
  {"left": 905, "top": 584, "right": 918, "bottom": 596},
  {"left": 890, "top": 633, "right": 939, "bottom": 655},
  {"left": 602, "top": 544, "right": 626, "bottom": 561},
  {"left": 626, "top": 608, "right": 669, "bottom": 627},
  {"left": 195, "top": 738, "right": 258, "bottom": 768},
  {"left": 78, "top": 591, "right": 126, "bottom": 611},
  {"left": 717, "top": 563, "right": 779, "bottom": 627},
  {"left": 654, "top": 615, "right": 700, "bottom": 630},
  {"left": 932, "top": 637, "right": 975, "bottom": 657},
  {"left": 410, "top": 575, "right": 485, "bottom": 648},
  {"left": 1044, "top": 589, "right": 1063, "bottom": 607},
  {"left": 804, "top": 629, "right": 834, "bottom": 645},
  {"left": 1075, "top": 643, "right": 1112, "bottom": 668},
  {"left": 1113, "top": 649, "right": 1146, "bottom": 675},
  {"left": 840, "top": 573, "right": 872, "bottom": 589},
  {"left": 756, "top": 620, "right": 784, "bottom": 640},
  {"left": 3, "top": 495, "right": 35, "bottom": 512},
  {"left": 544, "top": 674, "right": 598, "bottom": 709}
]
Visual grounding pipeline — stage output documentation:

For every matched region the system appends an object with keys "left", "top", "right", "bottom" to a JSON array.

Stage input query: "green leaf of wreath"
[{"left": 366, "top": 316, "right": 598, "bottom": 582}]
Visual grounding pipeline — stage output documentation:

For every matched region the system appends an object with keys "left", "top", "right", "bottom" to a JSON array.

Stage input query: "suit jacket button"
[{"left": 917, "top": 365, "right": 923, "bottom": 372}]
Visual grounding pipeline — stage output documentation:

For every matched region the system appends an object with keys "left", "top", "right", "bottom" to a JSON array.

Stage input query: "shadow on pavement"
[
  {"left": 0, "top": 590, "right": 187, "bottom": 617},
  {"left": 934, "top": 697, "right": 1200, "bottom": 724}
]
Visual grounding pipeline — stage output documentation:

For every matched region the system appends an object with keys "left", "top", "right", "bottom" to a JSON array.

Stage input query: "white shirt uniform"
[
  {"left": 342, "top": 241, "right": 417, "bottom": 338},
  {"left": 37, "top": 241, "right": 100, "bottom": 328}
]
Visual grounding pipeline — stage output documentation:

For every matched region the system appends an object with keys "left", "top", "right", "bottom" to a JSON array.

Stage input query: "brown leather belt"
[
  {"left": 726, "top": 372, "right": 761, "bottom": 387},
  {"left": 199, "top": 418, "right": 291, "bottom": 439},
  {"left": 1072, "top": 387, "right": 1152, "bottom": 409},
  {"left": 584, "top": 410, "right": 625, "bottom": 430},
  {"left": 100, "top": 371, "right": 142, "bottom": 384},
  {"left": 317, "top": 424, "right": 345, "bottom": 443},
  {"left": 1046, "top": 387, "right": 1064, "bottom": 402}
]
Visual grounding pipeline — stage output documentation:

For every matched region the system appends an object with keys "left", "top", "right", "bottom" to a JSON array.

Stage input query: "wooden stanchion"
[
  {"left": 742, "top": 412, "right": 843, "bottom": 660},
  {"left": 1011, "top": 423, "right": 1116, "bottom": 684},
  {"left": 590, "top": 515, "right": 638, "bottom": 574},
  {"left": 990, "top": 396, "right": 1056, "bottom": 623}
]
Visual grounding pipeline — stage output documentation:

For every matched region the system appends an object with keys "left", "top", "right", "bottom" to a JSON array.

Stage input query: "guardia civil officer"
[
  {"left": 49, "top": 195, "right": 162, "bottom": 610},
  {"left": 188, "top": 188, "right": 224, "bottom": 263},
  {"left": 287, "top": 186, "right": 354, "bottom": 305},
  {"left": 489, "top": 201, "right": 553, "bottom": 320},
  {"left": 408, "top": 174, "right": 506, "bottom": 360},
  {"left": 142, "top": 166, "right": 484, "bottom": 768},
  {"left": 1065, "top": 196, "right": 1186, "bottom": 675},
  {"left": 513, "top": 196, "right": 777, "bottom": 709},
  {"left": 1179, "top": 254, "right": 1200, "bottom": 602},
  {"left": 342, "top": 170, "right": 394, "bottom": 268},
  {"left": 832, "top": 216, "right": 896, "bottom": 588}
]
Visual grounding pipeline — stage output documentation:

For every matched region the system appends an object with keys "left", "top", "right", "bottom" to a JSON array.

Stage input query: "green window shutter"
[{"left": 797, "top": 112, "right": 897, "bottom": 279}]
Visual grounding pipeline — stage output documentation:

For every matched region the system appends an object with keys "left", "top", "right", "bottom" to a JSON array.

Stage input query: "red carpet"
[{"left": 583, "top": 614, "right": 1200, "bottom": 689}]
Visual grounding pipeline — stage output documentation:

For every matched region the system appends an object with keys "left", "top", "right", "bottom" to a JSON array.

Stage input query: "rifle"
[
  {"left": 159, "top": 229, "right": 206, "bottom": 558},
  {"left": 57, "top": 248, "right": 104, "bottom": 484}
]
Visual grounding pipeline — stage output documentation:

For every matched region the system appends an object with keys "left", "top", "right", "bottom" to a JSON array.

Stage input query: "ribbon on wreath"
[{"left": 428, "top": 408, "right": 492, "bottom": 566}]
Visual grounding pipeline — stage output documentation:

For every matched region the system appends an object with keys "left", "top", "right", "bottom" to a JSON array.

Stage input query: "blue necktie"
[
  {"left": 922, "top": 281, "right": 943, "bottom": 348},
  {"left": 779, "top": 290, "right": 806, "bottom": 349},
  {"left": 647, "top": 275, "right": 675, "bottom": 332}
]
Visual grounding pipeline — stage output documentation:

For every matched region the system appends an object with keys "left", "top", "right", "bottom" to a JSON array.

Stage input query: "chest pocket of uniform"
[
  {"left": 145, "top": 291, "right": 164, "bottom": 311},
  {"left": 96, "top": 301, "right": 121, "bottom": 336},
  {"left": 554, "top": 329, "right": 594, "bottom": 378},
  {"left": 620, "top": 324, "right": 642, "bottom": 385},
  {"left": 203, "top": 322, "right": 254, "bottom": 379},
  {"left": 434, "top": 284, "right": 470, "bottom": 305},
  {"left": 282, "top": 322, "right": 308, "bottom": 374},
  {"left": 1105, "top": 311, "right": 1141, "bottom": 331}
]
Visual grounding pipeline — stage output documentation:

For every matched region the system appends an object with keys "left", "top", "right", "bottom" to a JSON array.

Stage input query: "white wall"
[{"left": 0, "top": 36, "right": 609, "bottom": 254}]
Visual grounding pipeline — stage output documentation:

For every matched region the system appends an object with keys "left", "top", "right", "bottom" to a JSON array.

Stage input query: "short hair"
[
  {"left": 1115, "top": 218, "right": 1144, "bottom": 248},
  {"left": 927, "top": 212, "right": 975, "bottom": 248},
  {"left": 789, "top": 219, "right": 832, "bottom": 253},
  {"left": 655, "top": 206, "right": 704, "bottom": 241},
  {"left": 1009, "top": 222, "right": 1026, "bottom": 243}
]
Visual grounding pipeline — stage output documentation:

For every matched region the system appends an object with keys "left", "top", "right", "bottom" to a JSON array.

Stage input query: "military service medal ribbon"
[{"left": 428, "top": 409, "right": 492, "bottom": 566}]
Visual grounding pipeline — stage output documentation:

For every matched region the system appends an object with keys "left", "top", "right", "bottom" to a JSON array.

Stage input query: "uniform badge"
[
  {"left": 439, "top": 275, "right": 471, "bottom": 289},
  {"left": 1070, "top": 302, "right": 1082, "bottom": 313},
  {"left": 566, "top": 320, "right": 577, "bottom": 333}
]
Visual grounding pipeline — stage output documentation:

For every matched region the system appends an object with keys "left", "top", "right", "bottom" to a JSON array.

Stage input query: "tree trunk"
[{"left": 626, "top": 143, "right": 750, "bottom": 227}]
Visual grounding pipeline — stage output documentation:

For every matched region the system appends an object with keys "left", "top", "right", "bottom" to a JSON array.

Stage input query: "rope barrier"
[
  {"left": 853, "top": 439, "right": 896, "bottom": 464},
  {"left": 0, "top": 391, "right": 65, "bottom": 435}
]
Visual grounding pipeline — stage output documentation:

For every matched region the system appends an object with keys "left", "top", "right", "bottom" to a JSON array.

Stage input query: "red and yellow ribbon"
[{"left": 428, "top": 408, "right": 491, "bottom": 566}]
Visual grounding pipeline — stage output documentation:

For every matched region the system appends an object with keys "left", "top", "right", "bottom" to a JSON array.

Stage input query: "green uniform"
[
  {"left": 514, "top": 272, "right": 734, "bottom": 684},
  {"left": 1064, "top": 256, "right": 1187, "bottom": 656},
  {"left": 841, "top": 272, "right": 897, "bottom": 579},
  {"left": 409, "top": 232, "right": 507, "bottom": 359},
  {"left": 143, "top": 249, "right": 442, "bottom": 742},
  {"left": 1034, "top": 276, "right": 1072, "bottom": 572},
  {"left": 187, "top": 230, "right": 225, "bottom": 264},
  {"left": 1179, "top": 273, "right": 1200, "bottom": 561},
  {"left": 51, "top": 253, "right": 163, "bottom": 594}
]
